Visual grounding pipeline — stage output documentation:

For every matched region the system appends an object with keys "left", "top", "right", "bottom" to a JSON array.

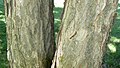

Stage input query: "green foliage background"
[
  {"left": 103, "top": 3, "right": 120, "bottom": 68},
  {"left": 0, "top": 0, "right": 8, "bottom": 68}
]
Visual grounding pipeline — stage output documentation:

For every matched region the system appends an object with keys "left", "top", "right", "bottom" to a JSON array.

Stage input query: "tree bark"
[
  {"left": 52, "top": 0, "right": 118, "bottom": 68},
  {"left": 4, "top": 0, "right": 55, "bottom": 68}
]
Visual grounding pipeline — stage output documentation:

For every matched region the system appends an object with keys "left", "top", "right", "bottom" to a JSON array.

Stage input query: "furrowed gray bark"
[
  {"left": 52, "top": 0, "right": 118, "bottom": 68},
  {"left": 4, "top": 0, "right": 55, "bottom": 68}
]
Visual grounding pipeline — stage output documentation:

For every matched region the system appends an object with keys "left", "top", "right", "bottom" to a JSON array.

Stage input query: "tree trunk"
[
  {"left": 4, "top": 0, "right": 55, "bottom": 68},
  {"left": 52, "top": 0, "right": 118, "bottom": 68}
]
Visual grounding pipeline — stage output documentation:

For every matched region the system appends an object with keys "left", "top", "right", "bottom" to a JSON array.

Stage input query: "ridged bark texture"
[
  {"left": 4, "top": 0, "right": 55, "bottom": 68},
  {"left": 52, "top": 0, "right": 118, "bottom": 68}
]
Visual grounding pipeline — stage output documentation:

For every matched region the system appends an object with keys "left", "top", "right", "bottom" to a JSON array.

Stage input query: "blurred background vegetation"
[
  {"left": 0, "top": 0, "right": 8, "bottom": 68},
  {"left": 0, "top": 0, "right": 120, "bottom": 68},
  {"left": 103, "top": 3, "right": 120, "bottom": 68}
]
